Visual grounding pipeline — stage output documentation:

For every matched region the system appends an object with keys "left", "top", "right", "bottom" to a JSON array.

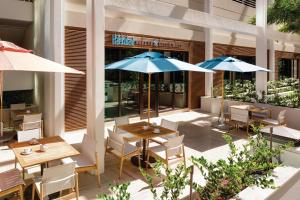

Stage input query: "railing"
[
  {"left": 233, "top": 0, "right": 256, "bottom": 8},
  {"left": 18, "top": 0, "right": 33, "bottom": 2}
]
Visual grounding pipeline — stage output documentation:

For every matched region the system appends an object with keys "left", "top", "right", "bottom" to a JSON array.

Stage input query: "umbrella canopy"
[
  {"left": 197, "top": 56, "right": 269, "bottom": 72},
  {"left": 106, "top": 52, "right": 213, "bottom": 73},
  {"left": 106, "top": 51, "right": 213, "bottom": 124},
  {"left": 0, "top": 41, "right": 83, "bottom": 74}
]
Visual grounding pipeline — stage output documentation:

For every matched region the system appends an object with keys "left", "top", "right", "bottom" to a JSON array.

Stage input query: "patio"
[{"left": 0, "top": 110, "right": 250, "bottom": 199}]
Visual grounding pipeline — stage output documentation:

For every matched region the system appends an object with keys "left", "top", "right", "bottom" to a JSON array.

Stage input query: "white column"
[
  {"left": 256, "top": 0, "right": 268, "bottom": 97},
  {"left": 86, "top": 0, "right": 105, "bottom": 173},
  {"left": 268, "top": 40, "right": 275, "bottom": 80},
  {"left": 204, "top": 0, "right": 213, "bottom": 96},
  {"left": 34, "top": 0, "right": 65, "bottom": 137},
  {"left": 268, "top": 0, "right": 275, "bottom": 81}
]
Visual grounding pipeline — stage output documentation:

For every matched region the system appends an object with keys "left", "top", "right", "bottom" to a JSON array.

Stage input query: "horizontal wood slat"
[{"left": 65, "top": 27, "right": 87, "bottom": 131}]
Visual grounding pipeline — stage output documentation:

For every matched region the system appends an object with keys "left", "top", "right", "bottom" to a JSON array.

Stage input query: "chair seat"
[
  {"left": 262, "top": 118, "right": 279, "bottom": 125},
  {"left": 0, "top": 169, "right": 24, "bottom": 192},
  {"left": 150, "top": 136, "right": 168, "bottom": 144},
  {"left": 124, "top": 143, "right": 139, "bottom": 155},
  {"left": 61, "top": 154, "right": 94, "bottom": 168}
]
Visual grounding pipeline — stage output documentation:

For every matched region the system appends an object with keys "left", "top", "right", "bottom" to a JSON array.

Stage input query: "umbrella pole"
[
  {"left": 0, "top": 71, "right": 3, "bottom": 137},
  {"left": 148, "top": 73, "right": 151, "bottom": 124},
  {"left": 220, "top": 71, "right": 225, "bottom": 124}
]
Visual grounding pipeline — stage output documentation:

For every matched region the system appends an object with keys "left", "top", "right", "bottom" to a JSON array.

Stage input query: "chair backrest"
[
  {"left": 23, "top": 113, "right": 42, "bottom": 131},
  {"left": 277, "top": 110, "right": 287, "bottom": 125},
  {"left": 81, "top": 134, "right": 96, "bottom": 164},
  {"left": 114, "top": 116, "right": 130, "bottom": 133},
  {"left": 107, "top": 129, "right": 124, "bottom": 153},
  {"left": 10, "top": 103, "right": 26, "bottom": 110},
  {"left": 161, "top": 119, "right": 178, "bottom": 132},
  {"left": 41, "top": 162, "right": 76, "bottom": 198},
  {"left": 164, "top": 135, "right": 184, "bottom": 157},
  {"left": 230, "top": 107, "right": 249, "bottom": 123},
  {"left": 17, "top": 129, "right": 41, "bottom": 142}
]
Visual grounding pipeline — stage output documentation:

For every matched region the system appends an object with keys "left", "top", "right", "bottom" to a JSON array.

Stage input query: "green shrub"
[
  {"left": 192, "top": 125, "right": 292, "bottom": 200},
  {"left": 141, "top": 161, "right": 191, "bottom": 200},
  {"left": 97, "top": 183, "right": 131, "bottom": 200}
]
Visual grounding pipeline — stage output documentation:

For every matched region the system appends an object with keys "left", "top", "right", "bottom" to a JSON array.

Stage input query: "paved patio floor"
[{"left": 0, "top": 110, "right": 250, "bottom": 200}]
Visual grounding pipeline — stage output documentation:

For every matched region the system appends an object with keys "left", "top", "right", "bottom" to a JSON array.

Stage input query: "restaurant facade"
[{"left": 1, "top": 0, "right": 300, "bottom": 133}]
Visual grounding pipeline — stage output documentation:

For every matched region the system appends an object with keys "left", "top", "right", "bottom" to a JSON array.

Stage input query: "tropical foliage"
[
  {"left": 141, "top": 162, "right": 191, "bottom": 200},
  {"left": 223, "top": 78, "right": 299, "bottom": 108},
  {"left": 97, "top": 182, "right": 131, "bottom": 200},
  {"left": 249, "top": 0, "right": 300, "bottom": 34},
  {"left": 192, "top": 126, "right": 292, "bottom": 200}
]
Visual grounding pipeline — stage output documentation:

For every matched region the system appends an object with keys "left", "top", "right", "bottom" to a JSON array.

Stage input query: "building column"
[
  {"left": 256, "top": 0, "right": 268, "bottom": 97},
  {"left": 204, "top": 0, "right": 213, "bottom": 96},
  {"left": 268, "top": 40, "right": 275, "bottom": 80},
  {"left": 86, "top": 0, "right": 105, "bottom": 173},
  {"left": 34, "top": 0, "right": 65, "bottom": 137}
]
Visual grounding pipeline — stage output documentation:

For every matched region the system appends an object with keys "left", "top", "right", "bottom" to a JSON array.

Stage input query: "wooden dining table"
[
  {"left": 118, "top": 121, "right": 176, "bottom": 168},
  {"left": 9, "top": 136, "right": 80, "bottom": 178}
]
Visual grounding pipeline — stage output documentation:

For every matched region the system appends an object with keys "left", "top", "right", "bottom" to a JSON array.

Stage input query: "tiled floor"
[{"left": 0, "top": 110, "right": 250, "bottom": 200}]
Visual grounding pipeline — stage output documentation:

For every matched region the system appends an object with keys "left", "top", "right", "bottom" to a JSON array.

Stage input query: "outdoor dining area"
[{"left": 1, "top": 45, "right": 300, "bottom": 200}]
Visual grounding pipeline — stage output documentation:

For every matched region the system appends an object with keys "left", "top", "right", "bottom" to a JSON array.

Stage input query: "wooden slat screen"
[{"left": 64, "top": 27, "right": 87, "bottom": 131}]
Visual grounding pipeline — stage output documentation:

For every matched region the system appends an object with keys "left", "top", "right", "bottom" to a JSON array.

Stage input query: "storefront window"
[
  {"left": 278, "top": 58, "right": 297, "bottom": 80},
  {"left": 105, "top": 48, "right": 189, "bottom": 120}
]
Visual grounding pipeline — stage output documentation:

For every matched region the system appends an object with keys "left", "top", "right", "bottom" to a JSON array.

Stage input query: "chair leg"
[
  {"left": 31, "top": 184, "right": 35, "bottom": 200},
  {"left": 75, "top": 174, "right": 79, "bottom": 200},
  {"left": 182, "top": 146, "right": 186, "bottom": 167},
  {"left": 19, "top": 185, "right": 24, "bottom": 200},
  {"left": 146, "top": 152, "right": 150, "bottom": 170},
  {"left": 96, "top": 168, "right": 101, "bottom": 187},
  {"left": 15, "top": 158, "right": 17, "bottom": 168},
  {"left": 119, "top": 158, "right": 124, "bottom": 178},
  {"left": 137, "top": 151, "right": 141, "bottom": 167},
  {"left": 246, "top": 123, "right": 249, "bottom": 135}
]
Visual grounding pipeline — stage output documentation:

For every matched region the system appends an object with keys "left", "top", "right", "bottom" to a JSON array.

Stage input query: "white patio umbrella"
[{"left": 0, "top": 41, "right": 84, "bottom": 136}]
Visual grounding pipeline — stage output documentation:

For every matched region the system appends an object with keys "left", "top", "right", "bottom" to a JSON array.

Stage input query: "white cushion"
[
  {"left": 262, "top": 118, "right": 279, "bottom": 125},
  {"left": 61, "top": 155, "right": 94, "bottom": 168}
]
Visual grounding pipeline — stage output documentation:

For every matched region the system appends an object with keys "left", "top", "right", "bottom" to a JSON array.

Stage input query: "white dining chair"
[
  {"left": 230, "top": 106, "right": 254, "bottom": 134},
  {"left": 61, "top": 134, "right": 100, "bottom": 186},
  {"left": 105, "top": 129, "right": 140, "bottom": 177},
  {"left": 113, "top": 116, "right": 130, "bottom": 134},
  {"left": 10, "top": 103, "right": 26, "bottom": 128},
  {"left": 150, "top": 119, "right": 179, "bottom": 144},
  {"left": 262, "top": 110, "right": 287, "bottom": 126},
  {"left": 147, "top": 135, "right": 186, "bottom": 168},
  {"left": 31, "top": 162, "right": 79, "bottom": 200},
  {"left": 21, "top": 113, "right": 43, "bottom": 133},
  {"left": 17, "top": 129, "right": 42, "bottom": 143},
  {"left": 16, "top": 129, "right": 43, "bottom": 177}
]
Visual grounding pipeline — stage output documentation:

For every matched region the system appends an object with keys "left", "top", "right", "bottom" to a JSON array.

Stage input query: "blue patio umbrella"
[
  {"left": 106, "top": 52, "right": 213, "bottom": 123},
  {"left": 196, "top": 56, "right": 270, "bottom": 126}
]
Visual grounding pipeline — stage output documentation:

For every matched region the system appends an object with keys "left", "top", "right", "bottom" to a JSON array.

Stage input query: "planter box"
[
  {"left": 237, "top": 166, "right": 300, "bottom": 200},
  {"left": 200, "top": 96, "right": 300, "bottom": 130}
]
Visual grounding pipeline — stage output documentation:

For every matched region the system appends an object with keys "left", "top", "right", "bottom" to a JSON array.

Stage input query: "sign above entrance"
[{"left": 108, "top": 33, "right": 190, "bottom": 51}]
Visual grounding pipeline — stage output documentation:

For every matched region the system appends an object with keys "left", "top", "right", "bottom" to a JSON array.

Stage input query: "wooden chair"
[
  {"left": 262, "top": 110, "right": 287, "bottom": 126},
  {"left": 147, "top": 135, "right": 186, "bottom": 168},
  {"left": 230, "top": 106, "right": 254, "bottom": 134},
  {"left": 10, "top": 103, "right": 26, "bottom": 128},
  {"left": 0, "top": 169, "right": 25, "bottom": 200},
  {"left": 150, "top": 119, "right": 179, "bottom": 144},
  {"left": 105, "top": 129, "right": 140, "bottom": 177},
  {"left": 32, "top": 162, "right": 79, "bottom": 200},
  {"left": 20, "top": 113, "right": 43, "bottom": 136},
  {"left": 113, "top": 116, "right": 129, "bottom": 133},
  {"left": 61, "top": 134, "right": 101, "bottom": 186}
]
